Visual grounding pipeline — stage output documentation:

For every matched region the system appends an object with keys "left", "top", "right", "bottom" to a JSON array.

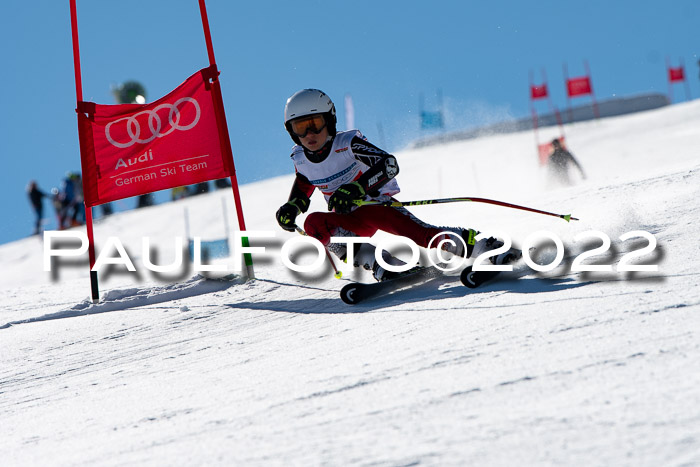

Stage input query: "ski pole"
[
  {"left": 356, "top": 196, "right": 579, "bottom": 222},
  {"left": 294, "top": 225, "right": 343, "bottom": 279}
]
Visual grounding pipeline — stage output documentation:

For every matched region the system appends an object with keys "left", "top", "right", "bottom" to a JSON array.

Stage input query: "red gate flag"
[
  {"left": 530, "top": 84, "right": 549, "bottom": 100},
  {"left": 668, "top": 66, "right": 685, "bottom": 82},
  {"left": 76, "top": 66, "right": 232, "bottom": 207},
  {"left": 566, "top": 76, "right": 592, "bottom": 97}
]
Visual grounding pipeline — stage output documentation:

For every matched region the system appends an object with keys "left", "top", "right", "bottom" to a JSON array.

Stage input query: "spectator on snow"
[
  {"left": 171, "top": 186, "right": 189, "bottom": 201},
  {"left": 101, "top": 202, "right": 113, "bottom": 217},
  {"left": 136, "top": 193, "right": 155, "bottom": 208},
  {"left": 27, "top": 181, "right": 48, "bottom": 235},
  {"left": 50, "top": 187, "right": 66, "bottom": 230},
  {"left": 58, "top": 174, "right": 76, "bottom": 229},
  {"left": 215, "top": 178, "right": 231, "bottom": 189},
  {"left": 192, "top": 182, "right": 210, "bottom": 195},
  {"left": 69, "top": 172, "right": 85, "bottom": 226}
]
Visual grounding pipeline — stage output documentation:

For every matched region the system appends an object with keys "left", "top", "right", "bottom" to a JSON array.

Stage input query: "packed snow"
[{"left": 1, "top": 100, "right": 699, "bottom": 466}]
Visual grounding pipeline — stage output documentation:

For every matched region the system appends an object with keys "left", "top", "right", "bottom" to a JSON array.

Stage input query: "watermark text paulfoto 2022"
[{"left": 43, "top": 229, "right": 659, "bottom": 275}]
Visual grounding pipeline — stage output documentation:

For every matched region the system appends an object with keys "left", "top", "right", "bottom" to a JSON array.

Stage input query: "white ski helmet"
[{"left": 284, "top": 89, "right": 337, "bottom": 144}]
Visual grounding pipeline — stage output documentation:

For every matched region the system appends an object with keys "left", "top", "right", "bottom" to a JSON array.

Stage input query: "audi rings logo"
[{"left": 105, "top": 98, "right": 201, "bottom": 148}]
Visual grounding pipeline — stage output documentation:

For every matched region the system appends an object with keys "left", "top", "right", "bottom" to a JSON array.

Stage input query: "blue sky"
[{"left": 0, "top": 0, "right": 698, "bottom": 245}]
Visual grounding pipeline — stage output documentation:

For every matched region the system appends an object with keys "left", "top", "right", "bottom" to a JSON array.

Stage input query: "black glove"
[
  {"left": 327, "top": 182, "right": 366, "bottom": 214},
  {"left": 276, "top": 198, "right": 307, "bottom": 232}
]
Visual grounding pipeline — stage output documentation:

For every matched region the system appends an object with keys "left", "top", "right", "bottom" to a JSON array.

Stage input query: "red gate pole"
[
  {"left": 666, "top": 57, "right": 674, "bottom": 102},
  {"left": 681, "top": 58, "right": 692, "bottom": 101},
  {"left": 563, "top": 62, "right": 573, "bottom": 124},
  {"left": 198, "top": 0, "right": 255, "bottom": 279},
  {"left": 531, "top": 104, "right": 542, "bottom": 164},
  {"left": 528, "top": 70, "right": 541, "bottom": 163},
  {"left": 585, "top": 60, "right": 600, "bottom": 119},
  {"left": 70, "top": 0, "right": 99, "bottom": 302},
  {"left": 543, "top": 68, "right": 564, "bottom": 135}
]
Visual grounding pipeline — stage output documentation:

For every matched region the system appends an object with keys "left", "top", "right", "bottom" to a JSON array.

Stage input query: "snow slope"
[{"left": 1, "top": 100, "right": 699, "bottom": 466}]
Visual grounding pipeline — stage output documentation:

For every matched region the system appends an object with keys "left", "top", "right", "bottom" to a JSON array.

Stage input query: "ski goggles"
[{"left": 289, "top": 114, "right": 327, "bottom": 138}]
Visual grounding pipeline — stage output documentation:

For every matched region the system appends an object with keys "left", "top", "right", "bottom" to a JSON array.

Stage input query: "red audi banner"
[
  {"left": 668, "top": 66, "right": 685, "bottom": 83},
  {"left": 76, "top": 66, "right": 231, "bottom": 207},
  {"left": 566, "top": 76, "right": 592, "bottom": 97},
  {"left": 530, "top": 84, "right": 548, "bottom": 100}
]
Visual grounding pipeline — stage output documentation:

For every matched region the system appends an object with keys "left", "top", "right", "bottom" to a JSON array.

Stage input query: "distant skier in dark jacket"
[
  {"left": 27, "top": 181, "right": 48, "bottom": 235},
  {"left": 547, "top": 138, "right": 586, "bottom": 186}
]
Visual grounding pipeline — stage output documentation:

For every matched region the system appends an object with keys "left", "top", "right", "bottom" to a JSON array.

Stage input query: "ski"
[
  {"left": 460, "top": 266, "right": 503, "bottom": 288},
  {"left": 460, "top": 249, "right": 525, "bottom": 288},
  {"left": 340, "top": 249, "right": 528, "bottom": 303},
  {"left": 340, "top": 266, "right": 440, "bottom": 305}
]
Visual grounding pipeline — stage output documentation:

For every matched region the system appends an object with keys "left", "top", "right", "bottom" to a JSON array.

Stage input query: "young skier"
[{"left": 275, "top": 89, "right": 516, "bottom": 281}]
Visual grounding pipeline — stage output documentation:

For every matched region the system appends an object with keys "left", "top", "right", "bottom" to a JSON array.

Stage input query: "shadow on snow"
[{"left": 225, "top": 275, "right": 593, "bottom": 314}]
